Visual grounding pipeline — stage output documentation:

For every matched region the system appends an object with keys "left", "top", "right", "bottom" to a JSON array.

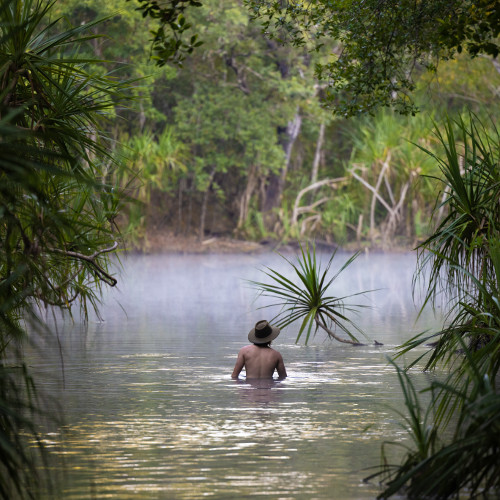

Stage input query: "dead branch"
[
  {"left": 384, "top": 174, "right": 396, "bottom": 206},
  {"left": 300, "top": 214, "right": 321, "bottom": 236},
  {"left": 295, "top": 197, "right": 330, "bottom": 217},
  {"left": 350, "top": 165, "right": 383, "bottom": 202},
  {"left": 383, "top": 181, "right": 410, "bottom": 242},
  {"left": 310, "top": 121, "right": 325, "bottom": 185},
  {"left": 291, "top": 177, "right": 346, "bottom": 226},
  {"left": 350, "top": 152, "right": 414, "bottom": 246}
]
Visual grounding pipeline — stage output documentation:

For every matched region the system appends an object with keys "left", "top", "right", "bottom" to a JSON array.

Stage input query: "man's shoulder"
[
  {"left": 268, "top": 347, "right": 282, "bottom": 358},
  {"left": 240, "top": 345, "right": 282, "bottom": 357},
  {"left": 239, "top": 344, "right": 255, "bottom": 354}
]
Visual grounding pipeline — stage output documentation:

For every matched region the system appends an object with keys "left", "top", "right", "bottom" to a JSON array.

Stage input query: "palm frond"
[{"left": 380, "top": 113, "right": 500, "bottom": 499}]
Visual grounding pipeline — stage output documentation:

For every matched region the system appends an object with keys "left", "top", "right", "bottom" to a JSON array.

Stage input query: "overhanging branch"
[{"left": 48, "top": 241, "right": 118, "bottom": 286}]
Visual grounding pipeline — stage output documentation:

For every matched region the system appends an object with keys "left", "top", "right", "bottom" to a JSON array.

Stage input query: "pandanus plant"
[
  {"left": 373, "top": 114, "right": 500, "bottom": 498},
  {"left": 251, "top": 244, "right": 379, "bottom": 345},
  {"left": 0, "top": 0, "right": 132, "bottom": 496},
  {"left": 414, "top": 113, "right": 500, "bottom": 311}
]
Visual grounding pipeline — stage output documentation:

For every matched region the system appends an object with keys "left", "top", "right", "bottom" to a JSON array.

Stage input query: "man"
[{"left": 231, "top": 320, "right": 287, "bottom": 379}]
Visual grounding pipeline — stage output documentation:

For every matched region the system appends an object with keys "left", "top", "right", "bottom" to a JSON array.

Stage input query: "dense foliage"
[
  {"left": 7, "top": 0, "right": 482, "bottom": 253},
  {"left": 0, "top": 0, "right": 130, "bottom": 495},
  {"left": 48, "top": 0, "right": 500, "bottom": 250},
  {"left": 128, "top": 0, "right": 203, "bottom": 65},
  {"left": 246, "top": 0, "right": 500, "bottom": 117},
  {"left": 0, "top": 3, "right": 127, "bottom": 313}
]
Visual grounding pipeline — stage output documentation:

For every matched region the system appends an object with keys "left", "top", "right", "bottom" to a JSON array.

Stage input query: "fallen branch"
[
  {"left": 351, "top": 156, "right": 414, "bottom": 246},
  {"left": 351, "top": 162, "right": 392, "bottom": 213}
]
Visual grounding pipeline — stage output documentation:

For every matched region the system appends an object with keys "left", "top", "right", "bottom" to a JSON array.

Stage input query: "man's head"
[{"left": 248, "top": 320, "right": 280, "bottom": 345}]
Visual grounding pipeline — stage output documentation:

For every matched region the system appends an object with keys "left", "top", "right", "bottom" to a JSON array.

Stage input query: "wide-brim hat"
[{"left": 248, "top": 320, "right": 280, "bottom": 344}]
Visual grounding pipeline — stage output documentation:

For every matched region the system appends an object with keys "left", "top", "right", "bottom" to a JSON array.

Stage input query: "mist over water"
[{"left": 29, "top": 251, "right": 442, "bottom": 499}]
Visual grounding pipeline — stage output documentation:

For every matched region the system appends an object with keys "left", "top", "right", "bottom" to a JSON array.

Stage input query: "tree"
[
  {"left": 118, "top": 127, "right": 188, "bottom": 244},
  {"left": 51, "top": 0, "right": 175, "bottom": 134},
  {"left": 245, "top": 0, "right": 500, "bottom": 117},
  {"left": 0, "top": 0, "right": 130, "bottom": 314},
  {"left": 66, "top": 0, "right": 499, "bottom": 249},
  {"left": 345, "top": 112, "right": 434, "bottom": 247},
  {"left": 158, "top": 0, "right": 323, "bottom": 237}
]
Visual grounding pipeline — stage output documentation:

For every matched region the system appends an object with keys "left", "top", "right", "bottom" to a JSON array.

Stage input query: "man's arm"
[
  {"left": 231, "top": 350, "right": 245, "bottom": 379},
  {"left": 276, "top": 353, "right": 287, "bottom": 379}
]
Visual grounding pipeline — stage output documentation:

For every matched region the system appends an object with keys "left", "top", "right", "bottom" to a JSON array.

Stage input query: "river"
[{"left": 28, "top": 251, "right": 442, "bottom": 499}]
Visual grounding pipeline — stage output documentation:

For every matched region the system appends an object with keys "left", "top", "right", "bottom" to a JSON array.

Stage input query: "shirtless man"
[{"left": 231, "top": 320, "right": 287, "bottom": 379}]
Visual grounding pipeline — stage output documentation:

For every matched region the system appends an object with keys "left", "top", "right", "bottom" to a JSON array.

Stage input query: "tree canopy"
[
  {"left": 127, "top": 0, "right": 203, "bottom": 65},
  {"left": 245, "top": 0, "right": 500, "bottom": 116},
  {"left": 132, "top": 0, "right": 500, "bottom": 116}
]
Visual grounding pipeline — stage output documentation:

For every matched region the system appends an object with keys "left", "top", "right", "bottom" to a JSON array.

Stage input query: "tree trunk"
[
  {"left": 311, "top": 121, "right": 325, "bottom": 185},
  {"left": 352, "top": 154, "right": 412, "bottom": 249},
  {"left": 369, "top": 153, "right": 391, "bottom": 243},
  {"left": 199, "top": 166, "right": 216, "bottom": 242},
  {"left": 291, "top": 177, "right": 346, "bottom": 230},
  {"left": 237, "top": 164, "right": 258, "bottom": 230},
  {"left": 262, "top": 110, "right": 302, "bottom": 218},
  {"left": 381, "top": 181, "right": 410, "bottom": 247},
  {"left": 356, "top": 214, "right": 363, "bottom": 244},
  {"left": 491, "top": 57, "right": 500, "bottom": 74},
  {"left": 187, "top": 180, "right": 193, "bottom": 236},
  {"left": 176, "top": 177, "right": 185, "bottom": 235}
]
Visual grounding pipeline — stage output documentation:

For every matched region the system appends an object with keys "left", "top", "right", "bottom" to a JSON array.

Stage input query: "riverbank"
[
  {"left": 128, "top": 231, "right": 268, "bottom": 254},
  {"left": 124, "top": 230, "right": 415, "bottom": 255}
]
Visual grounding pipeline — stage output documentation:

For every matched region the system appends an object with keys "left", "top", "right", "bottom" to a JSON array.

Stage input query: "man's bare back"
[{"left": 231, "top": 344, "right": 287, "bottom": 379}]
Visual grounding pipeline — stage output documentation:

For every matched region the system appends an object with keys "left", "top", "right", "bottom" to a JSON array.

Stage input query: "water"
[{"left": 28, "top": 251, "right": 442, "bottom": 499}]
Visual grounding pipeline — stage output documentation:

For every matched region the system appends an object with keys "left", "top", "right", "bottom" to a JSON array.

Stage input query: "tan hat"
[{"left": 248, "top": 320, "right": 280, "bottom": 344}]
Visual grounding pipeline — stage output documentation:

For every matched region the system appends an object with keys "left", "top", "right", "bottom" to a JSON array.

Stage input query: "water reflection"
[
  {"left": 27, "top": 252, "right": 442, "bottom": 499},
  {"left": 234, "top": 378, "right": 284, "bottom": 406}
]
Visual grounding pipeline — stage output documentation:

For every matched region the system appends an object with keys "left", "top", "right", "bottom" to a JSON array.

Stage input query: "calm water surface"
[{"left": 29, "top": 252, "right": 442, "bottom": 499}]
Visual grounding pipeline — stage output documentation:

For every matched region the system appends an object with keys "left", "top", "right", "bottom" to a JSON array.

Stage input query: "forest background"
[{"left": 53, "top": 0, "right": 500, "bottom": 252}]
